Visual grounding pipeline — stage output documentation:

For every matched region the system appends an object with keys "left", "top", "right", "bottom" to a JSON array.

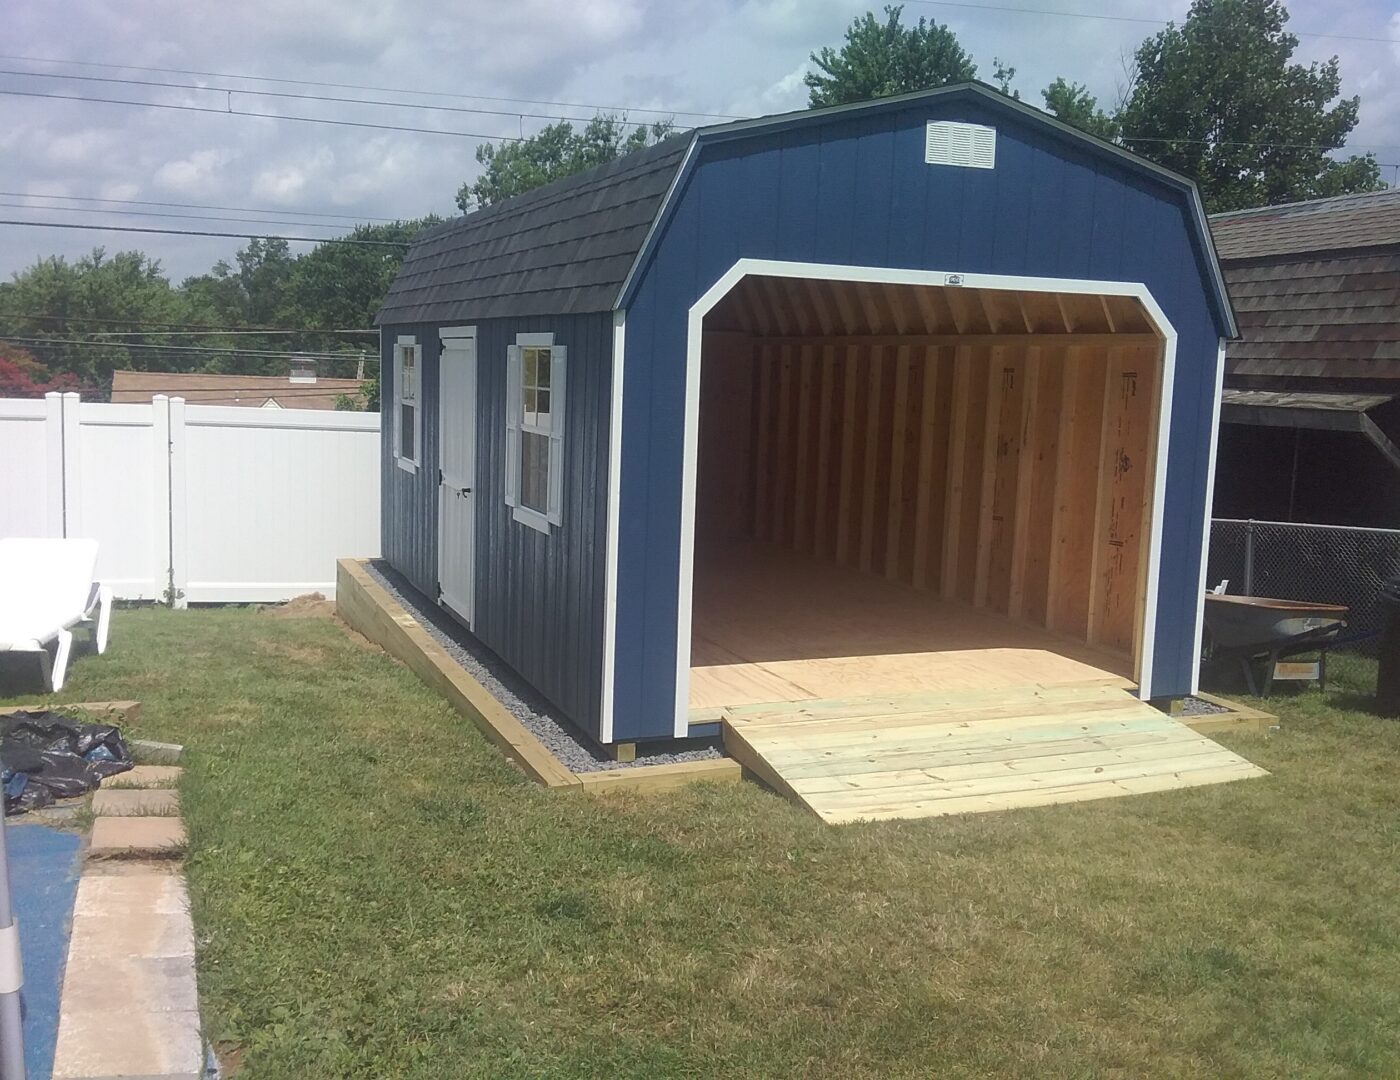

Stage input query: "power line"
[
  {"left": 0, "top": 87, "right": 527, "bottom": 142},
  {"left": 0, "top": 68, "right": 678, "bottom": 130},
  {"left": 1, "top": 335, "right": 369, "bottom": 360},
  {"left": 0, "top": 219, "right": 410, "bottom": 246},
  {"left": 10, "top": 313, "right": 375, "bottom": 334},
  {"left": 0, "top": 200, "right": 367, "bottom": 231},
  {"left": 0, "top": 54, "right": 742, "bottom": 121},
  {"left": 0, "top": 190, "right": 409, "bottom": 224},
  {"left": 903, "top": 0, "right": 1400, "bottom": 45}
]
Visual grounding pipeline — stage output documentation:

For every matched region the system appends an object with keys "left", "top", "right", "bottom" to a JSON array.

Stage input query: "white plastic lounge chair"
[{"left": 0, "top": 538, "right": 112, "bottom": 692}]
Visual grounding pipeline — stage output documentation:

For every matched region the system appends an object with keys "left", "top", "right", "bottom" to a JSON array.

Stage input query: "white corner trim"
[
  {"left": 1191, "top": 340, "right": 1228, "bottom": 695},
  {"left": 600, "top": 310, "right": 626, "bottom": 744},
  {"left": 671, "top": 257, "right": 1180, "bottom": 734}
]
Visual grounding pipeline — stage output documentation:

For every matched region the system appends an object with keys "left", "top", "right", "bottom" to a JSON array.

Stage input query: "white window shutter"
[
  {"left": 547, "top": 345, "right": 567, "bottom": 525},
  {"left": 504, "top": 344, "right": 521, "bottom": 507}
]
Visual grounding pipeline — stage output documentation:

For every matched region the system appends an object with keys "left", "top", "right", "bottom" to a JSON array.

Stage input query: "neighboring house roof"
[
  {"left": 1211, "top": 190, "right": 1400, "bottom": 382},
  {"left": 110, "top": 370, "right": 366, "bottom": 410},
  {"left": 376, "top": 136, "right": 690, "bottom": 325},
  {"left": 379, "top": 83, "right": 1234, "bottom": 337},
  {"left": 1211, "top": 188, "right": 1400, "bottom": 262}
]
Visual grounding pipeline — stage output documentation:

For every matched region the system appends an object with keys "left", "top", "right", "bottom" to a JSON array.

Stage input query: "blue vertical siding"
[
  {"left": 380, "top": 312, "right": 613, "bottom": 738},
  {"left": 613, "top": 96, "right": 1229, "bottom": 740}
]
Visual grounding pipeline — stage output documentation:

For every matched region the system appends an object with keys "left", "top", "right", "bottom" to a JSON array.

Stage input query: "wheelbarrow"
[{"left": 1203, "top": 593, "right": 1349, "bottom": 695}]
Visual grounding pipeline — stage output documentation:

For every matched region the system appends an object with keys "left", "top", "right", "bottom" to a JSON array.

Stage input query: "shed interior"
[{"left": 690, "top": 275, "right": 1166, "bottom": 715}]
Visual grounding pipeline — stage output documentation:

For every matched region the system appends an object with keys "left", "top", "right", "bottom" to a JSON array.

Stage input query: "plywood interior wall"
[{"left": 695, "top": 277, "right": 1164, "bottom": 667}]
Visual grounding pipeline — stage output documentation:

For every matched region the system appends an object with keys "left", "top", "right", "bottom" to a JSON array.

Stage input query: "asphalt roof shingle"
[
  {"left": 1210, "top": 191, "right": 1400, "bottom": 382},
  {"left": 375, "top": 136, "right": 690, "bottom": 325}
]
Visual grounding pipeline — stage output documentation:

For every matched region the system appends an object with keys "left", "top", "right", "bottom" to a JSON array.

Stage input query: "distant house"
[
  {"left": 110, "top": 360, "right": 366, "bottom": 411},
  {"left": 1210, "top": 190, "right": 1400, "bottom": 526}
]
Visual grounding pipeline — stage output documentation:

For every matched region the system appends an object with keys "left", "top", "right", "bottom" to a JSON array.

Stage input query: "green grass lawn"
[{"left": 6, "top": 608, "right": 1400, "bottom": 1078}]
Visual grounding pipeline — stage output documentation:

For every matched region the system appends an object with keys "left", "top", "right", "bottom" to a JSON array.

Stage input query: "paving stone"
[
  {"left": 69, "top": 877, "right": 194, "bottom": 961},
  {"left": 88, "top": 817, "right": 186, "bottom": 859},
  {"left": 52, "top": 1006, "right": 203, "bottom": 1078},
  {"left": 92, "top": 788, "right": 181, "bottom": 817},
  {"left": 129, "top": 737, "right": 184, "bottom": 765},
  {"left": 104, "top": 765, "right": 182, "bottom": 790},
  {"left": 61, "top": 954, "right": 199, "bottom": 1014}
]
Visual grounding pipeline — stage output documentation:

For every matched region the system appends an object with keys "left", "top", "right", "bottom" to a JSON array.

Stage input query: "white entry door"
[{"left": 437, "top": 329, "right": 477, "bottom": 627}]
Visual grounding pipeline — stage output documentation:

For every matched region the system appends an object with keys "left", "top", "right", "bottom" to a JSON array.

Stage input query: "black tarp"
[{"left": 0, "top": 711, "right": 134, "bottom": 815}]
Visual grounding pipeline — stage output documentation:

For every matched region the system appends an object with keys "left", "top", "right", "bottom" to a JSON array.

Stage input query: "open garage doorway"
[{"left": 686, "top": 269, "right": 1170, "bottom": 719}]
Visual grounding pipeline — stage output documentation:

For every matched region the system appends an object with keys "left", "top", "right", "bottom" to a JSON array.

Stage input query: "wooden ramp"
[{"left": 721, "top": 684, "right": 1266, "bottom": 824}]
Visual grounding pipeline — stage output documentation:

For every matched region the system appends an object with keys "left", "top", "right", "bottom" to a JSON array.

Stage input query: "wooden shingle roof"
[{"left": 1212, "top": 188, "right": 1400, "bottom": 262}]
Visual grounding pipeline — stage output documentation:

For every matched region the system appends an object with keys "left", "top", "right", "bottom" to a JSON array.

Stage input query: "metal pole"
[
  {"left": 1244, "top": 519, "right": 1256, "bottom": 597},
  {"left": 0, "top": 815, "right": 25, "bottom": 1079}
]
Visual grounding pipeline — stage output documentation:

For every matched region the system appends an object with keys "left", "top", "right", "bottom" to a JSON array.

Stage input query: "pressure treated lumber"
[{"left": 722, "top": 682, "right": 1267, "bottom": 823}]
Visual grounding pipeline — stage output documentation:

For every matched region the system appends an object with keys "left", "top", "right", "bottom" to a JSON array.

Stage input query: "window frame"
[
  {"left": 504, "top": 332, "right": 567, "bottom": 534},
  {"left": 393, "top": 334, "right": 421, "bottom": 473}
]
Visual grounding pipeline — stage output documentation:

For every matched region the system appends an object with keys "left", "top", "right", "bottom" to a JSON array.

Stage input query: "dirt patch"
[{"left": 260, "top": 593, "right": 335, "bottom": 620}]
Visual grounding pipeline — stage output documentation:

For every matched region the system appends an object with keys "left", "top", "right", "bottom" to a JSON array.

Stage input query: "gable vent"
[{"left": 925, "top": 121, "right": 996, "bottom": 169}]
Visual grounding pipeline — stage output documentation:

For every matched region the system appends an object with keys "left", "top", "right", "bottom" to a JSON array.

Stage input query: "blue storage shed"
[{"left": 375, "top": 83, "right": 1235, "bottom": 753}]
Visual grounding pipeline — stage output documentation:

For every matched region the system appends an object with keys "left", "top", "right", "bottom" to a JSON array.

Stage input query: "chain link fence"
[{"left": 1208, "top": 518, "right": 1400, "bottom": 652}]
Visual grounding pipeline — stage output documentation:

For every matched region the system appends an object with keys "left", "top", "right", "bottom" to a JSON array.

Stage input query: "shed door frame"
[
  {"left": 666, "top": 258, "right": 1182, "bottom": 738},
  {"left": 437, "top": 325, "right": 478, "bottom": 628}
]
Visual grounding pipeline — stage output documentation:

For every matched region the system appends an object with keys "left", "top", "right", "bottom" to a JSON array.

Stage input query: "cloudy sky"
[{"left": 4, "top": 0, "right": 1400, "bottom": 287}]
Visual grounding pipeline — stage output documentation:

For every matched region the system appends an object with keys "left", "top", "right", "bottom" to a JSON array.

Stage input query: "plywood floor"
[
  {"left": 693, "top": 541, "right": 1265, "bottom": 822},
  {"left": 689, "top": 540, "right": 1134, "bottom": 713},
  {"left": 722, "top": 684, "right": 1267, "bottom": 824}
]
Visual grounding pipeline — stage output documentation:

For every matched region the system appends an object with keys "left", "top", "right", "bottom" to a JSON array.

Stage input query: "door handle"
[{"left": 459, "top": 487, "right": 472, "bottom": 497}]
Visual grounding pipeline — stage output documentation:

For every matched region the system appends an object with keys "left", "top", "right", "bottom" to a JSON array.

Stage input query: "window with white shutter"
[
  {"left": 394, "top": 335, "right": 420, "bottom": 472},
  {"left": 505, "top": 333, "right": 566, "bottom": 533}
]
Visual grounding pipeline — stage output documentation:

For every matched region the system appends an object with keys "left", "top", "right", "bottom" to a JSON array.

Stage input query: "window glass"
[
  {"left": 521, "top": 346, "right": 552, "bottom": 432},
  {"left": 400, "top": 402, "right": 415, "bottom": 461},
  {"left": 521, "top": 431, "right": 549, "bottom": 512}
]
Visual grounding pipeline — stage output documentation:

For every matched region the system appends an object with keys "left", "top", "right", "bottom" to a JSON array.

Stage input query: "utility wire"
[
  {"left": 0, "top": 54, "right": 742, "bottom": 121},
  {"left": 903, "top": 0, "right": 1400, "bottom": 45},
  {"left": 9, "top": 312, "right": 376, "bottom": 333},
  {"left": 6, "top": 80, "right": 1395, "bottom": 160},
  {"left": 2, "top": 335, "right": 369, "bottom": 360},
  {"left": 0, "top": 190, "right": 410, "bottom": 224},
  {"left": 0, "top": 68, "right": 678, "bottom": 130},
  {"left": 0, "top": 200, "right": 370, "bottom": 231},
  {"left": 0, "top": 219, "right": 410, "bottom": 245},
  {"left": 0, "top": 87, "right": 527, "bottom": 141}
]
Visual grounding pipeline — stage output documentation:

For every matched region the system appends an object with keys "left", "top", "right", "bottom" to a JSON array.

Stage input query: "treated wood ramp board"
[{"left": 721, "top": 684, "right": 1267, "bottom": 824}]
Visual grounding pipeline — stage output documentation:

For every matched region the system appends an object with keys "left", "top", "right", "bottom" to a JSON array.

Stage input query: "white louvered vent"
[{"left": 925, "top": 121, "right": 996, "bottom": 169}]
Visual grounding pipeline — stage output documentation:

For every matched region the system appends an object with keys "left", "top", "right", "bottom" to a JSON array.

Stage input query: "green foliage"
[
  {"left": 1042, "top": 77, "right": 1120, "bottom": 141},
  {"left": 0, "top": 248, "right": 190, "bottom": 386},
  {"left": 1116, "top": 0, "right": 1382, "bottom": 210},
  {"left": 806, "top": 4, "right": 977, "bottom": 108},
  {"left": 1, "top": 218, "right": 437, "bottom": 397},
  {"left": 991, "top": 57, "right": 1019, "bottom": 100},
  {"left": 457, "top": 116, "right": 676, "bottom": 211}
]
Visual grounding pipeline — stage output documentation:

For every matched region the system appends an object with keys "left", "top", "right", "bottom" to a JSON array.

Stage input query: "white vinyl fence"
[{"left": 0, "top": 392, "right": 379, "bottom": 603}]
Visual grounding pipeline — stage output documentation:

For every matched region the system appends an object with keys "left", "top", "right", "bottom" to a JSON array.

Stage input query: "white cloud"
[{"left": 154, "top": 148, "right": 239, "bottom": 196}]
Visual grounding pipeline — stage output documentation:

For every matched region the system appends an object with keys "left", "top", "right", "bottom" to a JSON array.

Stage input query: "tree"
[
  {"left": 457, "top": 115, "right": 675, "bottom": 211},
  {"left": 1042, "top": 77, "right": 1120, "bottom": 141},
  {"left": 0, "top": 343, "right": 79, "bottom": 397},
  {"left": 0, "top": 249, "right": 190, "bottom": 386},
  {"left": 1116, "top": 0, "right": 1382, "bottom": 211},
  {"left": 806, "top": 5, "right": 977, "bottom": 108}
]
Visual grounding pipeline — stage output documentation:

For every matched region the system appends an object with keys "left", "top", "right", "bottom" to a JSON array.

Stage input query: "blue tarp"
[{"left": 7, "top": 820, "right": 82, "bottom": 1080}]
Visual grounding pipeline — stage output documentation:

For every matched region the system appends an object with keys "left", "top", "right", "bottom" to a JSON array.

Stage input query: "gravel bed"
[
  {"left": 365, "top": 561, "right": 724, "bottom": 773},
  {"left": 1179, "top": 695, "right": 1233, "bottom": 717}
]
